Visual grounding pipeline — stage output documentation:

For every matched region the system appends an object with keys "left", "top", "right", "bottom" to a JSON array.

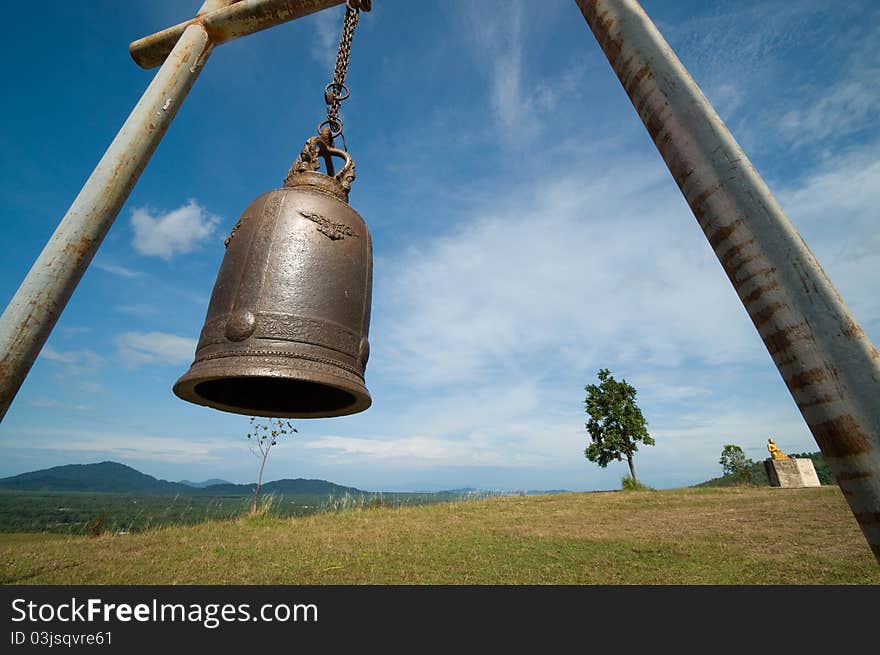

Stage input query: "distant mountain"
[
  {"left": 196, "top": 479, "right": 363, "bottom": 496},
  {"left": 0, "top": 461, "right": 187, "bottom": 493},
  {"left": 0, "top": 461, "right": 365, "bottom": 496},
  {"left": 179, "top": 479, "right": 232, "bottom": 488}
]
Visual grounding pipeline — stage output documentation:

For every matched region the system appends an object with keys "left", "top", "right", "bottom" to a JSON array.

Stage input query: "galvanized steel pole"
[
  {"left": 0, "top": 0, "right": 345, "bottom": 421},
  {"left": 575, "top": 0, "right": 880, "bottom": 562}
]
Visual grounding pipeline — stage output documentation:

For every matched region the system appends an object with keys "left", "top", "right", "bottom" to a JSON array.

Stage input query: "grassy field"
[
  {"left": 0, "top": 489, "right": 472, "bottom": 535},
  {"left": 2, "top": 486, "right": 877, "bottom": 584},
  {"left": 0, "top": 491, "right": 252, "bottom": 535}
]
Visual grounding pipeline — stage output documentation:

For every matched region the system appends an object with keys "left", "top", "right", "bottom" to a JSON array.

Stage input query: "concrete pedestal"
[{"left": 765, "top": 458, "right": 821, "bottom": 488}]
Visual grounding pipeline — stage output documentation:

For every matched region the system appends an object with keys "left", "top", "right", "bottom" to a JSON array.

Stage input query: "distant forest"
[{"left": 697, "top": 451, "right": 836, "bottom": 488}]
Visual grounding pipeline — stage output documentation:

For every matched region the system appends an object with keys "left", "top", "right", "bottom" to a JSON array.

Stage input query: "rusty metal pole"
[
  {"left": 130, "top": 0, "right": 346, "bottom": 69},
  {"left": 575, "top": 0, "right": 880, "bottom": 562},
  {"left": 0, "top": 0, "right": 347, "bottom": 422}
]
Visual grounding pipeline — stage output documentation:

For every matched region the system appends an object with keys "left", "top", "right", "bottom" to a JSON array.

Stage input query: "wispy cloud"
[
  {"left": 643, "top": 403, "right": 816, "bottom": 480},
  {"left": 309, "top": 4, "right": 344, "bottom": 71},
  {"left": 10, "top": 428, "right": 227, "bottom": 465},
  {"left": 130, "top": 199, "right": 220, "bottom": 260},
  {"left": 38, "top": 346, "right": 104, "bottom": 394},
  {"left": 306, "top": 435, "right": 485, "bottom": 464},
  {"left": 376, "top": 158, "right": 762, "bottom": 388},
  {"left": 93, "top": 260, "right": 141, "bottom": 278},
  {"left": 40, "top": 346, "right": 104, "bottom": 369},
  {"left": 58, "top": 326, "right": 93, "bottom": 336},
  {"left": 41, "top": 345, "right": 77, "bottom": 365},
  {"left": 774, "top": 12, "right": 880, "bottom": 151},
  {"left": 28, "top": 398, "right": 93, "bottom": 412},
  {"left": 361, "top": 111, "right": 879, "bottom": 486},
  {"left": 775, "top": 11, "right": 880, "bottom": 149},
  {"left": 629, "top": 375, "right": 712, "bottom": 403},
  {"left": 664, "top": 1, "right": 825, "bottom": 116},
  {"left": 664, "top": 1, "right": 880, "bottom": 152},
  {"left": 115, "top": 331, "right": 197, "bottom": 367},
  {"left": 116, "top": 304, "right": 157, "bottom": 317},
  {"left": 779, "top": 80, "right": 879, "bottom": 147},
  {"left": 304, "top": 417, "right": 576, "bottom": 470},
  {"left": 304, "top": 400, "right": 814, "bottom": 485},
  {"left": 460, "top": 0, "right": 582, "bottom": 143},
  {"left": 776, "top": 143, "right": 880, "bottom": 325}
]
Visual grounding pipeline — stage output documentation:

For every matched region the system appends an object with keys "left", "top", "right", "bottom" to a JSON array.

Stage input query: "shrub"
[
  {"left": 86, "top": 512, "right": 106, "bottom": 537},
  {"left": 621, "top": 475, "right": 652, "bottom": 491}
]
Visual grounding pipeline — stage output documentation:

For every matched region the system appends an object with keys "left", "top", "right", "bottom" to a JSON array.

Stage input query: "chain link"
[{"left": 322, "top": 2, "right": 361, "bottom": 140}]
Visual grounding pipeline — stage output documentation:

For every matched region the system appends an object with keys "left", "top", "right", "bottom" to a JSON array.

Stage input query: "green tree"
[
  {"left": 247, "top": 417, "right": 298, "bottom": 515},
  {"left": 584, "top": 369, "right": 654, "bottom": 486},
  {"left": 719, "top": 444, "right": 754, "bottom": 484}
]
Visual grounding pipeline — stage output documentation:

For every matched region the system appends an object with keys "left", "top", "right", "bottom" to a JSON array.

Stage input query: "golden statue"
[{"left": 767, "top": 438, "right": 788, "bottom": 460}]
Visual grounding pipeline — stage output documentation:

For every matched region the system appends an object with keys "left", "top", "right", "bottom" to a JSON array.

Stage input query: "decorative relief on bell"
[
  {"left": 224, "top": 218, "right": 242, "bottom": 248},
  {"left": 299, "top": 210, "right": 358, "bottom": 241}
]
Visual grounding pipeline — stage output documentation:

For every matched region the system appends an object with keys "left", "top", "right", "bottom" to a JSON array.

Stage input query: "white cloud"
[
  {"left": 663, "top": 1, "right": 878, "bottom": 153},
  {"left": 309, "top": 4, "right": 344, "bottom": 71},
  {"left": 305, "top": 420, "right": 576, "bottom": 470},
  {"left": 777, "top": 145, "right": 880, "bottom": 327},
  {"left": 780, "top": 151, "right": 880, "bottom": 242},
  {"left": 641, "top": 404, "right": 816, "bottom": 483},
  {"left": 667, "top": 1, "right": 824, "bottom": 86},
  {"left": 376, "top": 159, "right": 762, "bottom": 388},
  {"left": 93, "top": 260, "right": 141, "bottom": 278},
  {"left": 59, "top": 326, "right": 93, "bottom": 335},
  {"left": 357, "top": 121, "right": 880, "bottom": 487},
  {"left": 774, "top": 15, "right": 880, "bottom": 148},
  {"left": 116, "top": 304, "right": 157, "bottom": 317},
  {"left": 116, "top": 331, "right": 197, "bottom": 367},
  {"left": 28, "top": 398, "right": 93, "bottom": 411},
  {"left": 38, "top": 346, "right": 104, "bottom": 395},
  {"left": 629, "top": 374, "right": 711, "bottom": 403},
  {"left": 301, "top": 395, "right": 813, "bottom": 486},
  {"left": 130, "top": 199, "right": 220, "bottom": 260},
  {"left": 482, "top": 3, "right": 528, "bottom": 135},
  {"left": 460, "top": 0, "right": 582, "bottom": 143},
  {"left": 779, "top": 78, "right": 880, "bottom": 148},
  {"left": 41, "top": 345, "right": 77, "bottom": 365},
  {"left": 40, "top": 346, "right": 104, "bottom": 369},
  {"left": 302, "top": 379, "right": 599, "bottom": 472},
  {"left": 11, "top": 428, "right": 226, "bottom": 465},
  {"left": 306, "top": 435, "right": 482, "bottom": 463}
]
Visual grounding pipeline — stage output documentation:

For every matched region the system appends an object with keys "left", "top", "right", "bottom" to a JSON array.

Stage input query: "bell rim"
[{"left": 173, "top": 357, "right": 371, "bottom": 419}]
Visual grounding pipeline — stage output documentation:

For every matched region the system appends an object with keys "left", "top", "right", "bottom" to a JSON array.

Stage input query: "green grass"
[
  {"left": 0, "top": 490, "right": 252, "bottom": 535},
  {"left": 0, "top": 489, "right": 468, "bottom": 535},
  {"left": 2, "top": 486, "right": 877, "bottom": 584}
]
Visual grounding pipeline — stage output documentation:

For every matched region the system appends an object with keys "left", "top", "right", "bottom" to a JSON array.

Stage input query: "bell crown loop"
[{"left": 284, "top": 135, "right": 356, "bottom": 202}]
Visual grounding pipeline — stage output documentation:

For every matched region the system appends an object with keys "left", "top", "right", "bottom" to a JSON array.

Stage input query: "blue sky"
[{"left": 1, "top": 0, "right": 877, "bottom": 492}]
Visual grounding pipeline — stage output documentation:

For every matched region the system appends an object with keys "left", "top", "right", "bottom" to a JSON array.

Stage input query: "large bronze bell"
[{"left": 174, "top": 136, "right": 372, "bottom": 418}]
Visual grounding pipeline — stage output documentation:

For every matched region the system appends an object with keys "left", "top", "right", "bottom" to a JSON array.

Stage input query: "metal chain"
[{"left": 322, "top": 2, "right": 362, "bottom": 141}]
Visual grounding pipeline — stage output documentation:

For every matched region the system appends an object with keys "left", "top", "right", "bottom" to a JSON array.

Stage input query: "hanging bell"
[{"left": 173, "top": 136, "right": 372, "bottom": 418}]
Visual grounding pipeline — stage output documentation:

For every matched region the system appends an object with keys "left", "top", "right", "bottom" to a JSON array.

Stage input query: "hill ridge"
[{"left": 0, "top": 461, "right": 364, "bottom": 496}]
